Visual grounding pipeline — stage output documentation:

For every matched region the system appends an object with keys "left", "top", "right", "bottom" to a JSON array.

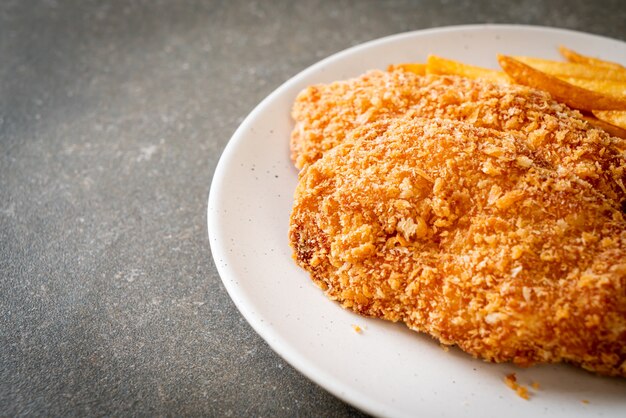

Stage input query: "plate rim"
[{"left": 208, "top": 24, "right": 626, "bottom": 417}]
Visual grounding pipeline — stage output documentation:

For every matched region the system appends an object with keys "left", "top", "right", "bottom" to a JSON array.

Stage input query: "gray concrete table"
[{"left": 1, "top": 1, "right": 625, "bottom": 416}]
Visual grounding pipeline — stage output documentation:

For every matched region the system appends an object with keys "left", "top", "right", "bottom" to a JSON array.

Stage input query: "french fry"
[
  {"left": 426, "top": 55, "right": 509, "bottom": 83},
  {"left": 583, "top": 115, "right": 626, "bottom": 139},
  {"left": 558, "top": 46, "right": 625, "bottom": 70},
  {"left": 513, "top": 56, "right": 626, "bottom": 82},
  {"left": 390, "top": 48, "right": 626, "bottom": 138},
  {"left": 592, "top": 110, "right": 626, "bottom": 130},
  {"left": 497, "top": 55, "right": 626, "bottom": 111},
  {"left": 388, "top": 63, "right": 427, "bottom": 75},
  {"left": 559, "top": 77, "right": 626, "bottom": 100}
]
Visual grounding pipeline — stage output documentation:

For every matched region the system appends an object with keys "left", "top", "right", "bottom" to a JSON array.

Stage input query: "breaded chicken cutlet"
[
  {"left": 291, "top": 71, "right": 626, "bottom": 205},
  {"left": 290, "top": 116, "right": 626, "bottom": 376}
]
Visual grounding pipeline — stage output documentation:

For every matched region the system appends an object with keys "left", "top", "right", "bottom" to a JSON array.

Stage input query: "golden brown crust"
[
  {"left": 289, "top": 116, "right": 626, "bottom": 376},
  {"left": 291, "top": 71, "right": 626, "bottom": 205}
]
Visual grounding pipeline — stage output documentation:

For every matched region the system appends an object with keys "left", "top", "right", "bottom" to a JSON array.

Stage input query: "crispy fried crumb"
[
  {"left": 291, "top": 71, "right": 625, "bottom": 205},
  {"left": 582, "top": 399, "right": 590, "bottom": 404},
  {"left": 531, "top": 381, "right": 540, "bottom": 390},
  {"left": 352, "top": 324, "right": 362, "bottom": 333},
  {"left": 504, "top": 373, "right": 530, "bottom": 400},
  {"left": 504, "top": 373, "right": 518, "bottom": 388},
  {"left": 290, "top": 114, "right": 626, "bottom": 377},
  {"left": 516, "top": 386, "right": 530, "bottom": 400}
]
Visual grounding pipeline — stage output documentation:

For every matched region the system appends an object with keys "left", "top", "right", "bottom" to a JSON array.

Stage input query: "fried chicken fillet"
[
  {"left": 290, "top": 116, "right": 626, "bottom": 376},
  {"left": 291, "top": 71, "right": 626, "bottom": 205}
]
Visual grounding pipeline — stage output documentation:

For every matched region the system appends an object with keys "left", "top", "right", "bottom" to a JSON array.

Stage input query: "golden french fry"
[
  {"left": 388, "top": 63, "right": 427, "bottom": 75},
  {"left": 559, "top": 77, "right": 626, "bottom": 100},
  {"left": 498, "top": 55, "right": 626, "bottom": 111},
  {"left": 559, "top": 46, "right": 625, "bottom": 70},
  {"left": 592, "top": 110, "right": 626, "bottom": 130},
  {"left": 426, "top": 55, "right": 509, "bottom": 83},
  {"left": 583, "top": 115, "right": 626, "bottom": 139},
  {"left": 513, "top": 56, "right": 626, "bottom": 82}
]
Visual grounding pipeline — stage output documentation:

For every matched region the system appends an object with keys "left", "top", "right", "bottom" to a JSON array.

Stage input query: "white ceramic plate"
[{"left": 208, "top": 25, "right": 626, "bottom": 418}]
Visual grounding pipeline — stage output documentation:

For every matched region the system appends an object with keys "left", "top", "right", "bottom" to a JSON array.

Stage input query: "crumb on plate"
[{"left": 504, "top": 373, "right": 530, "bottom": 400}]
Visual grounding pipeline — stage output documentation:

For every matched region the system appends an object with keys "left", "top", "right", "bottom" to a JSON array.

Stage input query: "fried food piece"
[
  {"left": 387, "top": 62, "right": 427, "bottom": 75},
  {"left": 498, "top": 55, "right": 626, "bottom": 110},
  {"left": 512, "top": 56, "right": 626, "bottom": 81},
  {"left": 559, "top": 77, "right": 626, "bottom": 100},
  {"left": 426, "top": 54, "right": 509, "bottom": 83},
  {"left": 559, "top": 45, "right": 626, "bottom": 70},
  {"left": 290, "top": 116, "right": 626, "bottom": 376},
  {"left": 583, "top": 115, "right": 626, "bottom": 139},
  {"left": 291, "top": 71, "right": 626, "bottom": 204},
  {"left": 593, "top": 110, "right": 626, "bottom": 130}
]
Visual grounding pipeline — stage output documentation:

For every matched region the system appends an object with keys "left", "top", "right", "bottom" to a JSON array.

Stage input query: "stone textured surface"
[{"left": 1, "top": 0, "right": 624, "bottom": 416}]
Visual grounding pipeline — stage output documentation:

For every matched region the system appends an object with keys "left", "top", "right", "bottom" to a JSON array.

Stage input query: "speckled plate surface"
[{"left": 208, "top": 25, "right": 626, "bottom": 418}]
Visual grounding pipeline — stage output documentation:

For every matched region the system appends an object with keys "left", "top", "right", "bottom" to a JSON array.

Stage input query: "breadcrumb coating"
[
  {"left": 291, "top": 71, "right": 626, "bottom": 205},
  {"left": 289, "top": 116, "right": 626, "bottom": 376}
]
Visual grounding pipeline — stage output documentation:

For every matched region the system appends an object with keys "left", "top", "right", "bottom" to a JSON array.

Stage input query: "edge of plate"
[{"left": 207, "top": 24, "right": 625, "bottom": 417}]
